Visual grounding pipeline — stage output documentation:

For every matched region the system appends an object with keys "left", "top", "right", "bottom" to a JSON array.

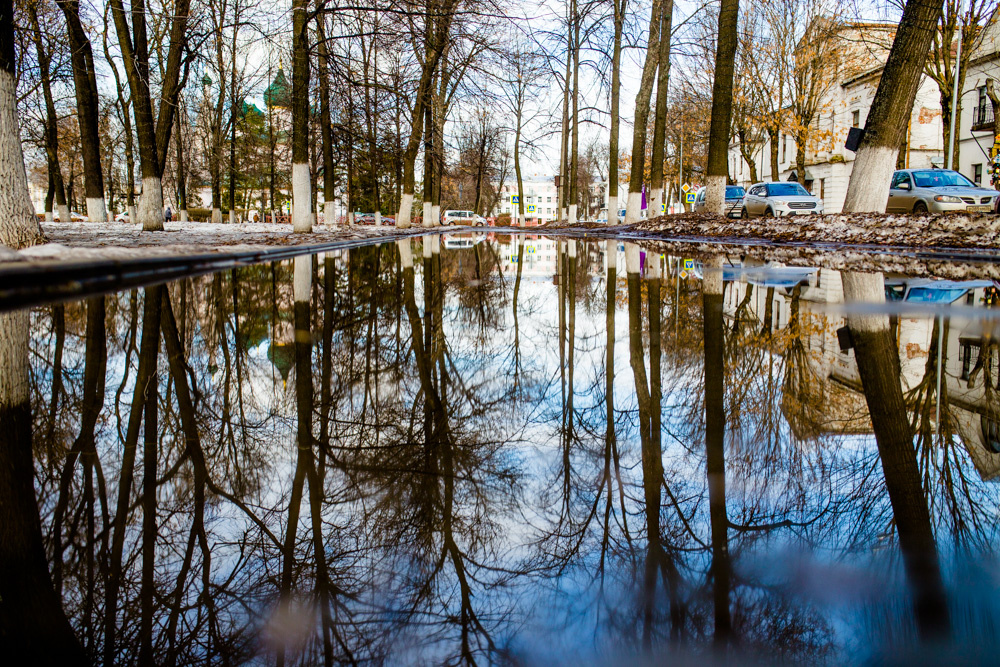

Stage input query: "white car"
[
  {"left": 114, "top": 211, "right": 130, "bottom": 223},
  {"left": 741, "top": 182, "right": 825, "bottom": 218},
  {"left": 443, "top": 210, "right": 486, "bottom": 226}
]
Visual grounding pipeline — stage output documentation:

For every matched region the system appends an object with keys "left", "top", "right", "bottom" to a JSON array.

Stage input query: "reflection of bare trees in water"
[{"left": 13, "top": 242, "right": 1000, "bottom": 662}]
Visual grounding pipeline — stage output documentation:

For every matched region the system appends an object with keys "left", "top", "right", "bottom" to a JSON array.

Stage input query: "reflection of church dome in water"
[
  {"left": 264, "top": 65, "right": 291, "bottom": 109},
  {"left": 268, "top": 341, "right": 295, "bottom": 382}
]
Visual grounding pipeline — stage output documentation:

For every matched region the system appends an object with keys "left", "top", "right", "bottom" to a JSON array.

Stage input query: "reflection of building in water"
[
  {"left": 494, "top": 237, "right": 608, "bottom": 279},
  {"left": 723, "top": 267, "right": 1000, "bottom": 480}
]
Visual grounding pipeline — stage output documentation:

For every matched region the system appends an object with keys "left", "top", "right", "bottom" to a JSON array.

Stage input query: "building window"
[
  {"left": 983, "top": 416, "right": 1000, "bottom": 453},
  {"left": 852, "top": 110, "right": 860, "bottom": 128},
  {"left": 547, "top": 197, "right": 552, "bottom": 203},
  {"left": 974, "top": 163, "right": 983, "bottom": 184},
  {"left": 961, "top": 340, "right": 981, "bottom": 380},
  {"left": 781, "top": 134, "right": 786, "bottom": 162},
  {"left": 819, "top": 178, "right": 825, "bottom": 200}
]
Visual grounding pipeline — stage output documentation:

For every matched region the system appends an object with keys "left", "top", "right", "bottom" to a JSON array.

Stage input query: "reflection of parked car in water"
[
  {"left": 443, "top": 210, "right": 487, "bottom": 226},
  {"left": 443, "top": 234, "right": 486, "bottom": 249},
  {"left": 741, "top": 182, "right": 824, "bottom": 218},
  {"left": 694, "top": 185, "right": 745, "bottom": 218},
  {"left": 884, "top": 278, "right": 996, "bottom": 303},
  {"left": 886, "top": 169, "right": 1000, "bottom": 214}
]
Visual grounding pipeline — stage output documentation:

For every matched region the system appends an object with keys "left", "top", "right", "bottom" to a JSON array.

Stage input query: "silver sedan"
[{"left": 887, "top": 169, "right": 999, "bottom": 214}]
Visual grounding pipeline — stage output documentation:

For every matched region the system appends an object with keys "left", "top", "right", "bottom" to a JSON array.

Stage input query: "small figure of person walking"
[{"left": 164, "top": 205, "right": 173, "bottom": 223}]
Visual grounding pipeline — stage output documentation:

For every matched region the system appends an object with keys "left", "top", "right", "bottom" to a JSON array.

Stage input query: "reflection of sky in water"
[{"left": 22, "top": 239, "right": 1000, "bottom": 664}]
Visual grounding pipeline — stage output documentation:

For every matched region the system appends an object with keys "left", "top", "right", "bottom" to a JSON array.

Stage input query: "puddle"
[{"left": 4, "top": 233, "right": 1000, "bottom": 663}]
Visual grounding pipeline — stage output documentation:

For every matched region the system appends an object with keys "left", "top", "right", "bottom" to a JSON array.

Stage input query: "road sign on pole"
[
  {"left": 512, "top": 195, "right": 520, "bottom": 204},
  {"left": 681, "top": 183, "right": 691, "bottom": 193},
  {"left": 527, "top": 204, "right": 536, "bottom": 213},
  {"left": 685, "top": 193, "right": 696, "bottom": 204}
]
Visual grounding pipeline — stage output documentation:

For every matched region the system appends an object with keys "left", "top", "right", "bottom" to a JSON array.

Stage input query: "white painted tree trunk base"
[
  {"left": 606, "top": 239, "right": 616, "bottom": 270},
  {"left": 293, "top": 255, "right": 311, "bottom": 302},
  {"left": 57, "top": 204, "right": 70, "bottom": 223},
  {"left": 128, "top": 205, "right": 137, "bottom": 224},
  {"left": 568, "top": 204, "right": 578, "bottom": 225},
  {"left": 431, "top": 205, "right": 440, "bottom": 227},
  {"left": 347, "top": 212, "right": 355, "bottom": 226},
  {"left": 138, "top": 176, "right": 164, "bottom": 231},
  {"left": 398, "top": 239, "right": 413, "bottom": 268},
  {"left": 650, "top": 188, "right": 663, "bottom": 217},
  {"left": 568, "top": 239, "right": 577, "bottom": 258},
  {"left": 86, "top": 197, "right": 107, "bottom": 223},
  {"left": 44, "top": 211, "right": 53, "bottom": 222},
  {"left": 423, "top": 237, "right": 433, "bottom": 258},
  {"left": 625, "top": 242, "right": 642, "bottom": 274},
  {"left": 842, "top": 272, "right": 890, "bottom": 333},
  {"left": 704, "top": 175, "right": 726, "bottom": 215},
  {"left": 292, "top": 163, "right": 312, "bottom": 232},
  {"left": 229, "top": 210, "right": 236, "bottom": 225},
  {"left": 212, "top": 208, "right": 222, "bottom": 224},
  {"left": 397, "top": 193, "right": 413, "bottom": 229},
  {"left": 843, "top": 146, "right": 897, "bottom": 213},
  {"left": 375, "top": 211, "right": 381, "bottom": 227},
  {"left": 431, "top": 234, "right": 440, "bottom": 254},
  {"left": 607, "top": 195, "right": 618, "bottom": 225},
  {"left": 423, "top": 201, "right": 433, "bottom": 228},
  {"left": 179, "top": 209, "right": 188, "bottom": 223},
  {"left": 324, "top": 201, "right": 337, "bottom": 228},
  {"left": 703, "top": 255, "right": 724, "bottom": 296},
  {"left": 624, "top": 192, "right": 643, "bottom": 225}
]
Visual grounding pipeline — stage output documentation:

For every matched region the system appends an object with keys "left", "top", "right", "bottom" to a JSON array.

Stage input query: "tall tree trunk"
[
  {"left": 291, "top": 0, "right": 311, "bottom": 231},
  {"left": 27, "top": 4, "right": 69, "bottom": 223},
  {"left": 568, "top": 0, "right": 580, "bottom": 224},
  {"left": 104, "top": 285, "right": 161, "bottom": 664},
  {"left": 649, "top": 0, "right": 674, "bottom": 218},
  {"left": 56, "top": 0, "right": 107, "bottom": 221},
  {"left": 624, "top": 0, "right": 664, "bottom": 224},
  {"left": 843, "top": 0, "right": 942, "bottom": 212},
  {"left": 608, "top": 0, "right": 626, "bottom": 224},
  {"left": 108, "top": 0, "right": 190, "bottom": 231},
  {"left": 702, "top": 255, "right": 732, "bottom": 644},
  {"left": 0, "top": 308, "right": 84, "bottom": 658},
  {"left": 0, "top": 1, "right": 43, "bottom": 247},
  {"left": 559, "top": 20, "right": 572, "bottom": 223},
  {"left": 704, "top": 0, "right": 740, "bottom": 213},
  {"left": 316, "top": 15, "right": 337, "bottom": 227},
  {"left": 175, "top": 100, "right": 188, "bottom": 221},
  {"left": 842, "top": 272, "right": 950, "bottom": 639}
]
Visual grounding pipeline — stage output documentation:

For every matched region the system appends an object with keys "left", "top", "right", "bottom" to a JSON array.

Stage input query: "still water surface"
[{"left": 10, "top": 234, "right": 1000, "bottom": 664}]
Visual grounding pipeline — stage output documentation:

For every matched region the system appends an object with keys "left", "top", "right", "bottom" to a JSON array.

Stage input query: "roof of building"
[{"left": 264, "top": 67, "right": 290, "bottom": 109}]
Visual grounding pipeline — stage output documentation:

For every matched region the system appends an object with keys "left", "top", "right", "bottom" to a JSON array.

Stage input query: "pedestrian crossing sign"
[
  {"left": 512, "top": 195, "right": 520, "bottom": 204},
  {"left": 661, "top": 203, "right": 666, "bottom": 213},
  {"left": 527, "top": 204, "right": 536, "bottom": 213},
  {"left": 683, "top": 259, "right": 694, "bottom": 270},
  {"left": 686, "top": 193, "right": 696, "bottom": 204}
]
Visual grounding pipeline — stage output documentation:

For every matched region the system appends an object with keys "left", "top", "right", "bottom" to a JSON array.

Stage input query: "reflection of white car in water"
[{"left": 443, "top": 234, "right": 486, "bottom": 250}]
